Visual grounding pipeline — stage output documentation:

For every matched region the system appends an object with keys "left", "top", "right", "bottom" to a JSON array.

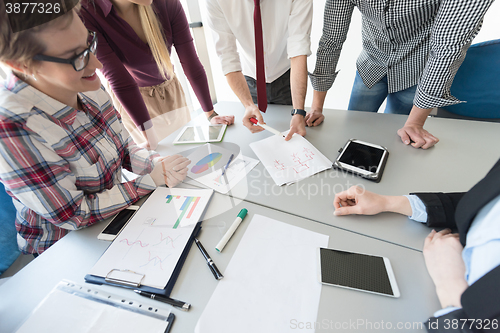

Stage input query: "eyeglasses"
[{"left": 33, "top": 31, "right": 98, "bottom": 71}]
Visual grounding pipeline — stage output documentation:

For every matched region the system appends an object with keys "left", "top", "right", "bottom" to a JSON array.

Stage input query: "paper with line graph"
[
  {"left": 250, "top": 132, "right": 333, "bottom": 186},
  {"left": 89, "top": 188, "right": 213, "bottom": 289}
]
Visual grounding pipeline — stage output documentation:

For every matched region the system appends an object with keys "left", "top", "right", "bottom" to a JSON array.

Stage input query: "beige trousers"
[{"left": 105, "top": 74, "right": 191, "bottom": 146}]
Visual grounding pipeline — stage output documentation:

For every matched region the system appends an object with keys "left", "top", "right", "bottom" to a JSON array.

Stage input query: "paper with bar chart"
[
  {"left": 89, "top": 188, "right": 213, "bottom": 289},
  {"left": 185, "top": 144, "right": 259, "bottom": 194}
]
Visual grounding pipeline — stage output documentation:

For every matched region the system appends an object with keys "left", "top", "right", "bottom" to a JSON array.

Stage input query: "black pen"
[
  {"left": 194, "top": 238, "right": 224, "bottom": 280},
  {"left": 134, "top": 290, "right": 191, "bottom": 311}
]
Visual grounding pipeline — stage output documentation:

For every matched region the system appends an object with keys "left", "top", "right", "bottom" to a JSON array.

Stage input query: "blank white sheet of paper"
[
  {"left": 250, "top": 133, "right": 332, "bottom": 186},
  {"left": 195, "top": 214, "right": 329, "bottom": 333}
]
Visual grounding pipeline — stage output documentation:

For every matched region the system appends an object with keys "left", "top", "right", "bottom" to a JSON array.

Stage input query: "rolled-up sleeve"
[
  {"left": 413, "top": 0, "right": 494, "bottom": 109},
  {"left": 309, "top": 0, "right": 355, "bottom": 92},
  {"left": 287, "top": 0, "right": 313, "bottom": 59},
  {"left": 206, "top": 0, "right": 242, "bottom": 76}
]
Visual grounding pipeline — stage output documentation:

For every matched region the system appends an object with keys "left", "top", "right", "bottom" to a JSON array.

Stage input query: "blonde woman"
[{"left": 80, "top": 0, "right": 234, "bottom": 149}]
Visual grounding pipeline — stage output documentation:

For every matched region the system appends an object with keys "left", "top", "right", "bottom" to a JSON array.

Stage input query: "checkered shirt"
[
  {"left": 310, "top": 0, "right": 494, "bottom": 109},
  {"left": 0, "top": 73, "right": 158, "bottom": 254}
]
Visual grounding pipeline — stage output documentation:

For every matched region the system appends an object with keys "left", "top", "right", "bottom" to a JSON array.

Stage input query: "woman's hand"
[
  {"left": 150, "top": 155, "right": 190, "bottom": 187},
  {"left": 206, "top": 110, "right": 235, "bottom": 126},
  {"left": 423, "top": 229, "right": 468, "bottom": 309}
]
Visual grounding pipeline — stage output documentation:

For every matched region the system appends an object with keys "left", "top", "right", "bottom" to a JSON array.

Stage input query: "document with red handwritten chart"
[
  {"left": 89, "top": 188, "right": 213, "bottom": 289},
  {"left": 250, "top": 133, "right": 332, "bottom": 186}
]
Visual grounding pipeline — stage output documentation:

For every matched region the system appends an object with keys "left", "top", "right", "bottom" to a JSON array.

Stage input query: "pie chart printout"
[{"left": 191, "top": 153, "right": 223, "bottom": 174}]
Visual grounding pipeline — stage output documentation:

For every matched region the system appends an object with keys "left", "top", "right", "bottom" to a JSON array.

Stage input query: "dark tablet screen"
[
  {"left": 338, "top": 142, "right": 384, "bottom": 172},
  {"left": 319, "top": 248, "right": 394, "bottom": 296}
]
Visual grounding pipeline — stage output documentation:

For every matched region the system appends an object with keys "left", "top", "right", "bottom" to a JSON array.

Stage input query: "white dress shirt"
[{"left": 205, "top": 0, "right": 313, "bottom": 83}]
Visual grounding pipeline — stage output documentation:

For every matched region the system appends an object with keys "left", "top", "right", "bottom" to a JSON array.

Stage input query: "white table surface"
[{"left": 0, "top": 193, "right": 440, "bottom": 333}]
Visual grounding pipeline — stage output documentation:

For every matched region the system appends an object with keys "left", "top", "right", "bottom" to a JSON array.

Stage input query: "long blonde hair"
[{"left": 137, "top": 5, "right": 173, "bottom": 80}]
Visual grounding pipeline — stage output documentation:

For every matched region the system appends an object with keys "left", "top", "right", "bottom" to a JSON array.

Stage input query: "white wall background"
[{"left": 182, "top": 0, "right": 500, "bottom": 112}]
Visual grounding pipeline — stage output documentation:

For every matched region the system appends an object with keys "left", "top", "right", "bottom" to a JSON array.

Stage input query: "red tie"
[{"left": 253, "top": 0, "right": 267, "bottom": 113}]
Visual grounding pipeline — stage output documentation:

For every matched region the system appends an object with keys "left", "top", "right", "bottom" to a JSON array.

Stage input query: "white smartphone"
[
  {"left": 317, "top": 247, "right": 400, "bottom": 298},
  {"left": 173, "top": 124, "right": 227, "bottom": 144},
  {"left": 97, "top": 206, "right": 139, "bottom": 241},
  {"left": 333, "top": 139, "right": 389, "bottom": 182}
]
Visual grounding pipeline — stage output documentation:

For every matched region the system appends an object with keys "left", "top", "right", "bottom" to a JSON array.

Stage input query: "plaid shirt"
[
  {"left": 310, "top": 0, "right": 494, "bottom": 109},
  {"left": 0, "top": 73, "right": 158, "bottom": 254}
]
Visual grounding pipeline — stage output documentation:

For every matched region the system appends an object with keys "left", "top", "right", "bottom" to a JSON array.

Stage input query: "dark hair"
[{"left": 0, "top": 0, "right": 80, "bottom": 69}]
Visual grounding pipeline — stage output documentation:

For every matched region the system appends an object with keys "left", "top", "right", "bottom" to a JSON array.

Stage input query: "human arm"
[
  {"left": 285, "top": 0, "right": 313, "bottom": 140},
  {"left": 122, "top": 137, "right": 189, "bottom": 188},
  {"left": 226, "top": 71, "right": 265, "bottom": 133},
  {"left": 305, "top": 90, "right": 326, "bottom": 127},
  {"left": 333, "top": 185, "right": 466, "bottom": 227},
  {"left": 333, "top": 186, "right": 413, "bottom": 216},
  {"left": 0, "top": 115, "right": 157, "bottom": 233},
  {"left": 397, "top": 106, "right": 438, "bottom": 149},
  {"left": 205, "top": 0, "right": 259, "bottom": 131},
  {"left": 286, "top": 55, "right": 308, "bottom": 141},
  {"left": 424, "top": 229, "right": 468, "bottom": 310},
  {"left": 425, "top": 241, "right": 500, "bottom": 331},
  {"left": 426, "top": 262, "right": 500, "bottom": 332},
  {"left": 79, "top": 6, "right": 157, "bottom": 149},
  {"left": 399, "top": 0, "right": 494, "bottom": 149},
  {"left": 167, "top": 0, "right": 233, "bottom": 126},
  {"left": 309, "top": 0, "right": 355, "bottom": 114}
]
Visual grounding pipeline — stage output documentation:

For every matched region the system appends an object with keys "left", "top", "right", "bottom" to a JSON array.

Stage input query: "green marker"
[{"left": 215, "top": 209, "right": 248, "bottom": 252}]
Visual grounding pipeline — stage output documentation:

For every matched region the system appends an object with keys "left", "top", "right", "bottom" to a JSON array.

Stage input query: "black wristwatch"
[{"left": 291, "top": 109, "right": 307, "bottom": 117}]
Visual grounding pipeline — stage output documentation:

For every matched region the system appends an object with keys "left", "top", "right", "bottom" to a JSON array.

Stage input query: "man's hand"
[
  {"left": 397, "top": 123, "right": 439, "bottom": 149},
  {"left": 243, "top": 104, "right": 265, "bottom": 133},
  {"left": 423, "top": 229, "right": 468, "bottom": 309},
  {"left": 285, "top": 115, "right": 306, "bottom": 141},
  {"left": 398, "top": 106, "right": 439, "bottom": 149},
  {"left": 305, "top": 109, "right": 325, "bottom": 127},
  {"left": 333, "top": 185, "right": 412, "bottom": 216}
]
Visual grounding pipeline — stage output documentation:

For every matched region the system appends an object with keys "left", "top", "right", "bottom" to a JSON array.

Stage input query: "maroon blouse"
[{"left": 80, "top": 0, "right": 213, "bottom": 130}]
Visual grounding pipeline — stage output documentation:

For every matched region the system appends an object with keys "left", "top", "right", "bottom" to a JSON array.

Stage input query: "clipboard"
[
  {"left": 15, "top": 280, "right": 175, "bottom": 333},
  {"left": 85, "top": 222, "right": 201, "bottom": 297}
]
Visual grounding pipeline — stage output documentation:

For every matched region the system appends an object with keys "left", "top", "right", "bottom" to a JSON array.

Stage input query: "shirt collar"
[{"left": 3, "top": 71, "right": 79, "bottom": 125}]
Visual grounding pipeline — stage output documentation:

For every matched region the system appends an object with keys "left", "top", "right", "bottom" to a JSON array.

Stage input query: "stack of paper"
[{"left": 250, "top": 133, "right": 332, "bottom": 185}]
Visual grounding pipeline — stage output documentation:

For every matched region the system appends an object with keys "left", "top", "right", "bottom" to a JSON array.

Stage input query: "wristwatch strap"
[
  {"left": 207, "top": 111, "right": 218, "bottom": 122},
  {"left": 291, "top": 109, "right": 307, "bottom": 117}
]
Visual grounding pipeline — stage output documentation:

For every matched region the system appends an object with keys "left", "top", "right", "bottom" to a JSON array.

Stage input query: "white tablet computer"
[
  {"left": 173, "top": 124, "right": 227, "bottom": 145},
  {"left": 318, "top": 247, "right": 400, "bottom": 298}
]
